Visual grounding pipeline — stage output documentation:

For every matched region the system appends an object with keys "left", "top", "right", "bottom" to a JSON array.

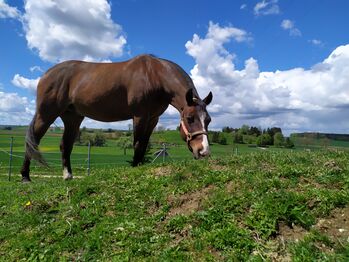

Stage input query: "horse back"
[{"left": 36, "top": 56, "right": 172, "bottom": 121}]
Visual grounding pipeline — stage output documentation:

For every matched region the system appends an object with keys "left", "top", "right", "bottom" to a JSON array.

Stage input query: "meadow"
[{"left": 0, "top": 128, "right": 349, "bottom": 260}]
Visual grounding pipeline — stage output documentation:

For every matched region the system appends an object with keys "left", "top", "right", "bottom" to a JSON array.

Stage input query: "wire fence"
[{"left": 0, "top": 135, "right": 175, "bottom": 181}]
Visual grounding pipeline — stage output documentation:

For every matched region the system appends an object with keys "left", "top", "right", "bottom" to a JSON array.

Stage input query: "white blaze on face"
[{"left": 199, "top": 112, "right": 210, "bottom": 156}]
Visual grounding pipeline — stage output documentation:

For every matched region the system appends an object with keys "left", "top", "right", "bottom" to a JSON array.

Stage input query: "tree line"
[{"left": 210, "top": 125, "right": 294, "bottom": 148}]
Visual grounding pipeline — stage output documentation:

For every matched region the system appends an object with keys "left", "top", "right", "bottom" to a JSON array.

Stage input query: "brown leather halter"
[{"left": 180, "top": 118, "right": 208, "bottom": 144}]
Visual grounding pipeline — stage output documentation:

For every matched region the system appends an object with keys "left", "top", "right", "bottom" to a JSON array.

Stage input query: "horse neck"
[{"left": 159, "top": 59, "right": 198, "bottom": 113}]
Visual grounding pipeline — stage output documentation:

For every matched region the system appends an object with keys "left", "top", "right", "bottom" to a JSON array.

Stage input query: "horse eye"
[{"left": 187, "top": 116, "right": 194, "bottom": 124}]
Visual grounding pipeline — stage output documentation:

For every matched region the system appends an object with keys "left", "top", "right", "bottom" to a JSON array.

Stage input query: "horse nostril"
[{"left": 199, "top": 150, "right": 210, "bottom": 158}]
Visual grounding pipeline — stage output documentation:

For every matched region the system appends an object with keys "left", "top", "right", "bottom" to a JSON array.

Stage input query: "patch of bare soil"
[
  {"left": 272, "top": 206, "right": 349, "bottom": 260},
  {"left": 323, "top": 160, "right": 342, "bottom": 173},
  {"left": 208, "top": 159, "right": 230, "bottom": 172},
  {"left": 167, "top": 185, "right": 216, "bottom": 218},
  {"left": 314, "top": 206, "right": 349, "bottom": 243},
  {"left": 278, "top": 222, "right": 308, "bottom": 243},
  {"left": 151, "top": 166, "right": 174, "bottom": 177}
]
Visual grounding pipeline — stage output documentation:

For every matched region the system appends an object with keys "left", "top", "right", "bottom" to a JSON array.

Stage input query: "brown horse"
[{"left": 20, "top": 55, "right": 213, "bottom": 182}]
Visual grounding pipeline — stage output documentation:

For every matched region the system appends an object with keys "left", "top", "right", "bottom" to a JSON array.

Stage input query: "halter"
[{"left": 180, "top": 118, "right": 208, "bottom": 144}]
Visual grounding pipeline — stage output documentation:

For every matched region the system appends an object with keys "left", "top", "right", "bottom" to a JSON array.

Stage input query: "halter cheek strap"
[{"left": 180, "top": 119, "right": 208, "bottom": 143}]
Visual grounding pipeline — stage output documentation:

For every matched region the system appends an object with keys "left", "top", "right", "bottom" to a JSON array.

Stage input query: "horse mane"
[{"left": 159, "top": 58, "right": 198, "bottom": 96}]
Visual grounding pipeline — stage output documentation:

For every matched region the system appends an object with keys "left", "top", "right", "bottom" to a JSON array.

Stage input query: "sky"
[{"left": 1, "top": 0, "right": 349, "bottom": 135}]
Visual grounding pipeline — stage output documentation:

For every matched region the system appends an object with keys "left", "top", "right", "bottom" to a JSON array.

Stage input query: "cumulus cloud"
[
  {"left": 0, "top": 0, "right": 20, "bottom": 19},
  {"left": 12, "top": 74, "right": 40, "bottom": 93},
  {"left": 185, "top": 22, "right": 349, "bottom": 134},
  {"left": 23, "top": 0, "right": 126, "bottom": 62},
  {"left": 281, "top": 19, "right": 301, "bottom": 37},
  {"left": 254, "top": 0, "right": 280, "bottom": 16},
  {"left": 0, "top": 91, "right": 35, "bottom": 125}
]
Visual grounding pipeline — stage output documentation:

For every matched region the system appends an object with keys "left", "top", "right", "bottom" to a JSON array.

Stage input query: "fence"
[
  {"left": 0, "top": 137, "right": 93, "bottom": 181},
  {"left": 0, "top": 135, "right": 175, "bottom": 181}
]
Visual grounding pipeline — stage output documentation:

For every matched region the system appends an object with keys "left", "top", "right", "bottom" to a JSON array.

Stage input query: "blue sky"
[{"left": 1, "top": 0, "right": 349, "bottom": 134}]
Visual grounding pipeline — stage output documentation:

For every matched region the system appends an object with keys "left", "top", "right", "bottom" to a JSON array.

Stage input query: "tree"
[
  {"left": 116, "top": 137, "right": 133, "bottom": 155},
  {"left": 273, "top": 132, "right": 285, "bottom": 147},
  {"left": 240, "top": 125, "right": 250, "bottom": 135},
  {"left": 232, "top": 131, "right": 243, "bottom": 144},
  {"left": 94, "top": 132, "right": 106, "bottom": 147},
  {"left": 248, "top": 126, "right": 261, "bottom": 136},
  {"left": 78, "top": 131, "right": 106, "bottom": 147},
  {"left": 284, "top": 137, "right": 295, "bottom": 148},
  {"left": 256, "top": 133, "right": 272, "bottom": 147},
  {"left": 222, "top": 126, "right": 236, "bottom": 133},
  {"left": 211, "top": 132, "right": 220, "bottom": 143},
  {"left": 219, "top": 133, "right": 228, "bottom": 145}
]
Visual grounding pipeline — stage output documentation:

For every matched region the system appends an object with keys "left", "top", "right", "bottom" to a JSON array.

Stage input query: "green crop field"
[
  {"left": 1, "top": 128, "right": 349, "bottom": 260},
  {"left": 0, "top": 128, "right": 286, "bottom": 178}
]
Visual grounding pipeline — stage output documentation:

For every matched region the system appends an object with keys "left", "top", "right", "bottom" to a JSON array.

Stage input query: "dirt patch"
[
  {"left": 278, "top": 222, "right": 309, "bottom": 243},
  {"left": 208, "top": 159, "right": 230, "bottom": 172},
  {"left": 314, "top": 206, "right": 349, "bottom": 243},
  {"left": 275, "top": 206, "right": 349, "bottom": 257},
  {"left": 167, "top": 185, "right": 216, "bottom": 218},
  {"left": 152, "top": 166, "right": 174, "bottom": 177},
  {"left": 323, "top": 160, "right": 342, "bottom": 173}
]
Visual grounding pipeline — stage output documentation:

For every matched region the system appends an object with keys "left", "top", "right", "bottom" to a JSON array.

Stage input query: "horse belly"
[{"left": 72, "top": 93, "right": 132, "bottom": 122}]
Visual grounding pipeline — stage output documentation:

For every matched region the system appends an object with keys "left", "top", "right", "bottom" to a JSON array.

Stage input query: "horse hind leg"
[
  {"left": 60, "top": 112, "right": 84, "bottom": 180},
  {"left": 20, "top": 113, "right": 57, "bottom": 182}
]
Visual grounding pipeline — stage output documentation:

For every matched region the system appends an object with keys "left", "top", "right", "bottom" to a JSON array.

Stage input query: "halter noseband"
[{"left": 180, "top": 118, "right": 208, "bottom": 143}]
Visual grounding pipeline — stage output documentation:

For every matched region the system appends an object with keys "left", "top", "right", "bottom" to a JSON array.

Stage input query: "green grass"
[{"left": 1, "top": 150, "right": 349, "bottom": 261}]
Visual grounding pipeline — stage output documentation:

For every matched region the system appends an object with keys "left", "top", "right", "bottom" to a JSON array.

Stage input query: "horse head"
[{"left": 180, "top": 88, "right": 213, "bottom": 159}]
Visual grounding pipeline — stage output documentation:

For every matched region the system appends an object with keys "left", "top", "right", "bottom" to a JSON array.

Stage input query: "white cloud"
[
  {"left": 30, "top": 65, "right": 43, "bottom": 73},
  {"left": 281, "top": 19, "right": 301, "bottom": 37},
  {"left": 240, "top": 4, "right": 247, "bottom": 10},
  {"left": 0, "top": 0, "right": 20, "bottom": 19},
  {"left": 0, "top": 91, "right": 35, "bottom": 125},
  {"left": 309, "top": 39, "right": 324, "bottom": 47},
  {"left": 254, "top": 0, "right": 280, "bottom": 16},
  {"left": 23, "top": 0, "right": 126, "bottom": 62},
  {"left": 185, "top": 22, "right": 349, "bottom": 134},
  {"left": 12, "top": 74, "right": 40, "bottom": 93}
]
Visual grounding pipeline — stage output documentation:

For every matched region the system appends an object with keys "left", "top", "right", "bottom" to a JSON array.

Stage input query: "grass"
[{"left": 0, "top": 150, "right": 349, "bottom": 260}]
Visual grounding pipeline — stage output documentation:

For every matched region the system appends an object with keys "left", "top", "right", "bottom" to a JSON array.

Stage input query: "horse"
[{"left": 20, "top": 54, "right": 213, "bottom": 182}]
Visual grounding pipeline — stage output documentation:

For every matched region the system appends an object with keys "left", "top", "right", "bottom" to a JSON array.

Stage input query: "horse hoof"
[
  {"left": 21, "top": 177, "right": 31, "bottom": 183},
  {"left": 63, "top": 175, "right": 73, "bottom": 181},
  {"left": 63, "top": 168, "right": 73, "bottom": 180}
]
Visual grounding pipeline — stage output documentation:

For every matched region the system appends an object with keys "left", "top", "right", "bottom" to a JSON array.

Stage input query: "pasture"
[{"left": 0, "top": 128, "right": 349, "bottom": 260}]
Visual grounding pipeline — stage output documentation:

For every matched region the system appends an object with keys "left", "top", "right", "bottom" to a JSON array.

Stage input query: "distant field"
[{"left": 1, "top": 127, "right": 348, "bottom": 179}]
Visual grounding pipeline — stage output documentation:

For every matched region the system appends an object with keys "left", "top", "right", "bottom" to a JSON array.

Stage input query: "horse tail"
[{"left": 25, "top": 113, "right": 48, "bottom": 167}]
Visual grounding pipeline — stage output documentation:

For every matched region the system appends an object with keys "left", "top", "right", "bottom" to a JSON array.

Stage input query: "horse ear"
[
  {"left": 203, "top": 91, "right": 213, "bottom": 105},
  {"left": 186, "top": 88, "right": 195, "bottom": 106}
]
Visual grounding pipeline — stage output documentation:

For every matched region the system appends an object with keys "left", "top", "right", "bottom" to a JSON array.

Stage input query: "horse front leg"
[
  {"left": 60, "top": 113, "right": 84, "bottom": 180},
  {"left": 132, "top": 116, "right": 159, "bottom": 166}
]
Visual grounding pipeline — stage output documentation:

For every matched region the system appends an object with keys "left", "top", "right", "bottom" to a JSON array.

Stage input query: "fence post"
[
  {"left": 163, "top": 144, "right": 166, "bottom": 162},
  {"left": 8, "top": 136, "right": 13, "bottom": 181},
  {"left": 87, "top": 141, "right": 91, "bottom": 176}
]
